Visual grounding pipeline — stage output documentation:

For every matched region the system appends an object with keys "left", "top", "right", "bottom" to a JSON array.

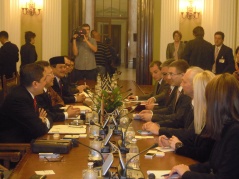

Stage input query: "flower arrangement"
[{"left": 96, "top": 87, "right": 123, "bottom": 113}]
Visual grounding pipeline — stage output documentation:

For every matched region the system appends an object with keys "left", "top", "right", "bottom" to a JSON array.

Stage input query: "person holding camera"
[{"left": 72, "top": 24, "right": 97, "bottom": 82}]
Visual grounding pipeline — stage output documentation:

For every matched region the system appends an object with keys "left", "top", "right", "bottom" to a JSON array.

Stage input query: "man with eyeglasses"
[
  {"left": 63, "top": 56, "right": 88, "bottom": 94},
  {"left": 35, "top": 61, "right": 81, "bottom": 122},
  {"left": 128, "top": 61, "right": 170, "bottom": 108},
  {"left": 50, "top": 56, "right": 86, "bottom": 104},
  {"left": 139, "top": 60, "right": 191, "bottom": 124}
]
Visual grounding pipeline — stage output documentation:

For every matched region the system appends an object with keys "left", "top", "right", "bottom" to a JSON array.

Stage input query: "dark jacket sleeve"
[
  {"left": 176, "top": 135, "right": 215, "bottom": 162},
  {"left": 151, "top": 94, "right": 191, "bottom": 123}
]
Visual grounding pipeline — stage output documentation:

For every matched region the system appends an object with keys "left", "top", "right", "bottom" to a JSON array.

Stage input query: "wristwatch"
[{"left": 175, "top": 142, "right": 184, "bottom": 152}]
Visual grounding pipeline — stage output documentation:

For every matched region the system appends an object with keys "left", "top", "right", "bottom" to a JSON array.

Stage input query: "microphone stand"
[
  {"left": 77, "top": 140, "right": 105, "bottom": 167},
  {"left": 120, "top": 143, "right": 158, "bottom": 179}
]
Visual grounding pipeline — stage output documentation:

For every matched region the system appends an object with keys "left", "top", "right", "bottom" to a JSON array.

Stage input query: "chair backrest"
[{"left": 2, "top": 72, "right": 19, "bottom": 98}]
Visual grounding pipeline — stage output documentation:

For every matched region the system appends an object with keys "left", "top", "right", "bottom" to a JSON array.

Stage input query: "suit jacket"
[
  {"left": 139, "top": 79, "right": 170, "bottom": 107},
  {"left": 151, "top": 89, "right": 191, "bottom": 123},
  {"left": 176, "top": 133, "right": 215, "bottom": 163},
  {"left": 213, "top": 44, "right": 235, "bottom": 74},
  {"left": 52, "top": 77, "right": 75, "bottom": 104},
  {"left": 183, "top": 37, "right": 214, "bottom": 70},
  {"left": 0, "top": 41, "right": 19, "bottom": 78},
  {"left": 182, "top": 121, "right": 239, "bottom": 179},
  {"left": 36, "top": 89, "right": 65, "bottom": 122},
  {"left": 20, "top": 42, "right": 37, "bottom": 68},
  {"left": 0, "top": 85, "right": 52, "bottom": 143},
  {"left": 166, "top": 41, "right": 185, "bottom": 59},
  {"left": 62, "top": 76, "right": 79, "bottom": 95}
]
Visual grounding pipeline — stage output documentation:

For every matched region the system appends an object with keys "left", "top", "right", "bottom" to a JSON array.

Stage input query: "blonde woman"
[
  {"left": 167, "top": 73, "right": 239, "bottom": 179},
  {"left": 158, "top": 70, "right": 215, "bottom": 162}
]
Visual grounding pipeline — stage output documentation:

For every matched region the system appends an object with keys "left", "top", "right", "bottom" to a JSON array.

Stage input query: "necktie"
[
  {"left": 59, "top": 80, "right": 63, "bottom": 96},
  {"left": 156, "top": 82, "right": 160, "bottom": 94},
  {"left": 33, "top": 97, "right": 37, "bottom": 112},
  {"left": 212, "top": 47, "right": 219, "bottom": 73}
]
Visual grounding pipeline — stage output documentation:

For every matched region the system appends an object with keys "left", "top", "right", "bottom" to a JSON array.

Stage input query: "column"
[
  {"left": 160, "top": 0, "right": 179, "bottom": 62},
  {"left": 42, "top": 0, "right": 62, "bottom": 60}
]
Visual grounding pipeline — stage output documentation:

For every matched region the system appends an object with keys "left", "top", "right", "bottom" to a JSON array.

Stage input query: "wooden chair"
[
  {"left": 0, "top": 144, "right": 30, "bottom": 169},
  {"left": 2, "top": 72, "right": 19, "bottom": 98},
  {"left": 0, "top": 77, "right": 3, "bottom": 106}
]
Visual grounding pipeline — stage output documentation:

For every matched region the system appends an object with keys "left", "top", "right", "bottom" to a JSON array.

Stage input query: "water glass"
[{"left": 89, "top": 125, "right": 100, "bottom": 138}]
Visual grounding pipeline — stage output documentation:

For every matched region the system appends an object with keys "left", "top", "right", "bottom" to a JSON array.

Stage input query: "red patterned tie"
[{"left": 33, "top": 97, "right": 37, "bottom": 112}]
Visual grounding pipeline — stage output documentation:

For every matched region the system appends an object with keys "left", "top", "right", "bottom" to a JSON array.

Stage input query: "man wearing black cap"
[{"left": 49, "top": 56, "right": 86, "bottom": 104}]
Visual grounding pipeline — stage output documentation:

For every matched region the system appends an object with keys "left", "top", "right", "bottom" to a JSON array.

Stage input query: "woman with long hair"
[{"left": 167, "top": 73, "right": 239, "bottom": 179}]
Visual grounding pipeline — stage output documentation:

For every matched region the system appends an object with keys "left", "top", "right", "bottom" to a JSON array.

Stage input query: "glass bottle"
[
  {"left": 126, "top": 138, "right": 140, "bottom": 169},
  {"left": 82, "top": 162, "right": 97, "bottom": 179}
]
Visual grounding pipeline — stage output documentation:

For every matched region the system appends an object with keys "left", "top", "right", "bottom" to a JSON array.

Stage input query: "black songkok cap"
[{"left": 49, "top": 56, "right": 65, "bottom": 65}]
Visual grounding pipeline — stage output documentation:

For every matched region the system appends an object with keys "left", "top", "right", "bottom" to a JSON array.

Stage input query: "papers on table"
[
  {"left": 48, "top": 125, "right": 86, "bottom": 134},
  {"left": 135, "top": 135, "right": 154, "bottom": 139},
  {"left": 147, "top": 170, "right": 180, "bottom": 179},
  {"left": 35, "top": 170, "right": 55, "bottom": 175},
  {"left": 60, "top": 105, "right": 92, "bottom": 112},
  {"left": 155, "top": 146, "right": 175, "bottom": 152}
]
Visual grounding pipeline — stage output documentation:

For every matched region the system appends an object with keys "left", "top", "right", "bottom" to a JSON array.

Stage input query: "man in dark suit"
[
  {"left": 35, "top": 61, "right": 81, "bottom": 122},
  {"left": 183, "top": 26, "right": 214, "bottom": 70},
  {"left": 128, "top": 61, "right": 170, "bottom": 108},
  {"left": 50, "top": 56, "right": 86, "bottom": 104},
  {"left": 139, "top": 60, "right": 191, "bottom": 124},
  {"left": 0, "top": 63, "right": 52, "bottom": 143},
  {"left": 0, "top": 31, "right": 19, "bottom": 79},
  {"left": 212, "top": 31, "right": 235, "bottom": 74},
  {"left": 142, "top": 66, "right": 204, "bottom": 138},
  {"left": 20, "top": 31, "right": 38, "bottom": 69}
]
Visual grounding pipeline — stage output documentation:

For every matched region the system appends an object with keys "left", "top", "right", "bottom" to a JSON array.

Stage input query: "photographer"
[{"left": 72, "top": 24, "right": 97, "bottom": 81}]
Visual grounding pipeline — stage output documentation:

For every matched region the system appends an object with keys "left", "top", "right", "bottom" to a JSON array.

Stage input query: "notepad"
[{"left": 48, "top": 125, "right": 86, "bottom": 134}]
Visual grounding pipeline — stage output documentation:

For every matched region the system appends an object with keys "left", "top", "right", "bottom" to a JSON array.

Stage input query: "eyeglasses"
[{"left": 167, "top": 73, "right": 182, "bottom": 77}]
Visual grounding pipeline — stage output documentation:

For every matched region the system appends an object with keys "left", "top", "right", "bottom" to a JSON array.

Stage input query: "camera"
[{"left": 73, "top": 27, "right": 86, "bottom": 41}]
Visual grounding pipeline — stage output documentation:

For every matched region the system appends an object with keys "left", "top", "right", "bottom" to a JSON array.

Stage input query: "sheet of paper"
[
  {"left": 35, "top": 170, "right": 55, "bottom": 175},
  {"left": 135, "top": 135, "right": 154, "bottom": 139},
  {"left": 155, "top": 146, "right": 175, "bottom": 152},
  {"left": 48, "top": 125, "right": 86, "bottom": 134}
]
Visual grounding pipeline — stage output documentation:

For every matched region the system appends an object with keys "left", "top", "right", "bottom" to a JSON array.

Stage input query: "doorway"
[{"left": 95, "top": 19, "right": 127, "bottom": 67}]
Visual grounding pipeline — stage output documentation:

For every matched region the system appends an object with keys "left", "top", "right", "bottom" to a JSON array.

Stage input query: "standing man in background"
[
  {"left": 212, "top": 31, "right": 235, "bottom": 74},
  {"left": 183, "top": 26, "right": 214, "bottom": 70},
  {"left": 91, "top": 30, "right": 112, "bottom": 76},
  {"left": 72, "top": 24, "right": 97, "bottom": 81},
  {"left": 0, "top": 31, "right": 19, "bottom": 79},
  {"left": 20, "top": 31, "right": 38, "bottom": 69}
]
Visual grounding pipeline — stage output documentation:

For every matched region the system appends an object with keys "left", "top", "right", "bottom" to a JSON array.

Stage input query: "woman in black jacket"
[{"left": 167, "top": 73, "right": 239, "bottom": 179}]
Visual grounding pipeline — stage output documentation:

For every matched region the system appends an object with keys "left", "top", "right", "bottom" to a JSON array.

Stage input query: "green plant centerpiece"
[{"left": 97, "top": 86, "right": 123, "bottom": 113}]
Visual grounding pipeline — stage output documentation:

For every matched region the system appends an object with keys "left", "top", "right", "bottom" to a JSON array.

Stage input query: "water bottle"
[
  {"left": 82, "top": 162, "right": 97, "bottom": 179},
  {"left": 126, "top": 138, "right": 140, "bottom": 169}
]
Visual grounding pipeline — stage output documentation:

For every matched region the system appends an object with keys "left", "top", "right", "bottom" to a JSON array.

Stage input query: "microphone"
[
  {"left": 76, "top": 140, "right": 105, "bottom": 166},
  {"left": 148, "top": 173, "right": 156, "bottom": 179},
  {"left": 120, "top": 143, "right": 159, "bottom": 179},
  {"left": 90, "top": 120, "right": 103, "bottom": 129},
  {"left": 122, "top": 92, "right": 133, "bottom": 100}
]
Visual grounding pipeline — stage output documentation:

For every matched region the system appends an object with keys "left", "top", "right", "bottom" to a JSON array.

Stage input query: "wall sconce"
[
  {"left": 181, "top": 0, "right": 200, "bottom": 19},
  {"left": 22, "top": 0, "right": 41, "bottom": 16}
]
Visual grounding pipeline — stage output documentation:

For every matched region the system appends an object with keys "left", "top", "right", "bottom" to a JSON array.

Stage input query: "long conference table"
[{"left": 9, "top": 80, "right": 196, "bottom": 179}]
